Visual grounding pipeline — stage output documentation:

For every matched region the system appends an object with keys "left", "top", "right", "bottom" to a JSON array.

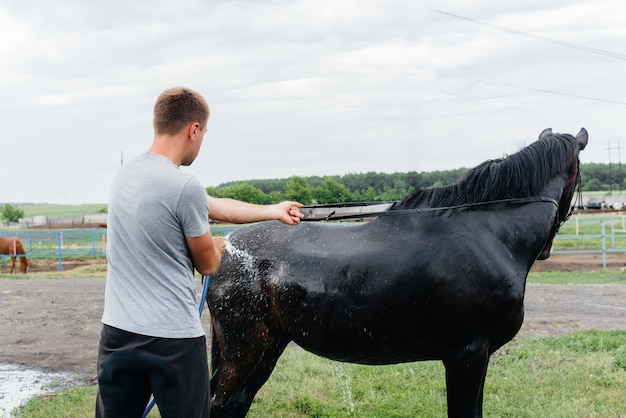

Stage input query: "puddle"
[{"left": 0, "top": 364, "right": 81, "bottom": 417}]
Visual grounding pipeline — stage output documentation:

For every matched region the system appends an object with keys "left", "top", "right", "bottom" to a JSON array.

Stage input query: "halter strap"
[{"left": 301, "top": 196, "right": 559, "bottom": 223}]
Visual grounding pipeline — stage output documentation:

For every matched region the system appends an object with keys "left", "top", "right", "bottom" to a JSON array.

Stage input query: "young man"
[{"left": 96, "top": 87, "right": 303, "bottom": 417}]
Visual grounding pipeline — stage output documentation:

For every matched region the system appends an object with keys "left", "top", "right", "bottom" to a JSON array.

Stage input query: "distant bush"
[{"left": 0, "top": 203, "right": 25, "bottom": 223}]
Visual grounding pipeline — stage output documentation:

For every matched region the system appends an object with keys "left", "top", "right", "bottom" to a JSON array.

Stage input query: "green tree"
[
  {"left": 268, "top": 191, "right": 285, "bottom": 204},
  {"left": 354, "top": 186, "right": 378, "bottom": 202},
  {"left": 220, "top": 183, "right": 269, "bottom": 204},
  {"left": 582, "top": 178, "right": 602, "bottom": 192},
  {"left": 205, "top": 186, "right": 222, "bottom": 198},
  {"left": 284, "top": 176, "right": 313, "bottom": 204},
  {"left": 313, "top": 178, "right": 353, "bottom": 204},
  {"left": 378, "top": 190, "right": 399, "bottom": 201},
  {"left": 0, "top": 203, "right": 25, "bottom": 223}
]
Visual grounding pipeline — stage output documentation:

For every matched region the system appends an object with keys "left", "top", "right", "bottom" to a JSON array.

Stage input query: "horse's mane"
[{"left": 394, "top": 133, "right": 579, "bottom": 210}]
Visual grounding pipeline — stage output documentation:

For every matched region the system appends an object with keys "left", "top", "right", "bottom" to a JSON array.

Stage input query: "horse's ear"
[
  {"left": 576, "top": 127, "right": 588, "bottom": 150},
  {"left": 538, "top": 128, "right": 552, "bottom": 140}
]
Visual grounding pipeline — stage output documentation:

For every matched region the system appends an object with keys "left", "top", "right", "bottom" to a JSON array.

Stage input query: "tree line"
[
  {"left": 579, "top": 162, "right": 626, "bottom": 194},
  {"left": 0, "top": 163, "right": 621, "bottom": 223},
  {"left": 205, "top": 163, "right": 625, "bottom": 205}
]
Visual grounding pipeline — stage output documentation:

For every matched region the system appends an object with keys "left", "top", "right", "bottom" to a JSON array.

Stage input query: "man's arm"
[
  {"left": 208, "top": 196, "right": 303, "bottom": 225},
  {"left": 186, "top": 230, "right": 226, "bottom": 275}
]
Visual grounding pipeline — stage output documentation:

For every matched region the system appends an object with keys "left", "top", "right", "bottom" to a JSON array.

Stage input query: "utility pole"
[
  {"left": 605, "top": 140, "right": 623, "bottom": 195},
  {"left": 618, "top": 139, "right": 623, "bottom": 195},
  {"left": 605, "top": 140, "right": 613, "bottom": 194}
]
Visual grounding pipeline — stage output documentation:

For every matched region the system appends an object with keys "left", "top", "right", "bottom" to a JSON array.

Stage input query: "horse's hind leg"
[
  {"left": 211, "top": 329, "right": 289, "bottom": 418},
  {"left": 443, "top": 343, "right": 489, "bottom": 418}
]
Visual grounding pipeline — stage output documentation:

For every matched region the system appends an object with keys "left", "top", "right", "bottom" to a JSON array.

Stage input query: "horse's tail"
[{"left": 14, "top": 238, "right": 28, "bottom": 273}]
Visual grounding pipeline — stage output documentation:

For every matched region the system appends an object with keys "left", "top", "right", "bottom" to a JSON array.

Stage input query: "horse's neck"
[{"left": 537, "top": 177, "right": 568, "bottom": 206}]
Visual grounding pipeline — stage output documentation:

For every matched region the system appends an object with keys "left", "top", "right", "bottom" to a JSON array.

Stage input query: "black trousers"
[{"left": 95, "top": 324, "right": 210, "bottom": 418}]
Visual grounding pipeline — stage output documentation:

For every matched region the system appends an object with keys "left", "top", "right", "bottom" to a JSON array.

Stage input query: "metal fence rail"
[
  {"left": 554, "top": 216, "right": 626, "bottom": 269},
  {"left": 552, "top": 222, "right": 609, "bottom": 268}
]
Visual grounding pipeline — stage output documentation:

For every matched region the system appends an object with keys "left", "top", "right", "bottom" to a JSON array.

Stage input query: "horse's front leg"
[
  {"left": 443, "top": 342, "right": 490, "bottom": 418},
  {"left": 9, "top": 257, "right": 16, "bottom": 274}
]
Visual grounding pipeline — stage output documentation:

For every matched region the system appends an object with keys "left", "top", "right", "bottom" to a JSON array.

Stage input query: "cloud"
[{"left": 0, "top": 1, "right": 624, "bottom": 203}]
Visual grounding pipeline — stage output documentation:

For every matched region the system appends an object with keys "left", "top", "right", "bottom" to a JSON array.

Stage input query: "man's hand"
[{"left": 274, "top": 201, "right": 304, "bottom": 225}]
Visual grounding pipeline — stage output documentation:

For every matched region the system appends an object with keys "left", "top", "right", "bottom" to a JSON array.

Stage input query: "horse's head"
[
  {"left": 536, "top": 127, "right": 588, "bottom": 260},
  {"left": 20, "top": 256, "right": 29, "bottom": 273}
]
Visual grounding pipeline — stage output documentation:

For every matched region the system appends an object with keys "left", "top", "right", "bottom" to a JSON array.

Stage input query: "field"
[{"left": 16, "top": 204, "right": 107, "bottom": 219}]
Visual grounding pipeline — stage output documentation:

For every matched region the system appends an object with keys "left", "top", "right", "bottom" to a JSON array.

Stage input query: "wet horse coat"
[{"left": 208, "top": 128, "right": 588, "bottom": 417}]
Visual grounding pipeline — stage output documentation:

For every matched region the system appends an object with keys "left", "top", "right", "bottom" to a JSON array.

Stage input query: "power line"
[
  {"left": 434, "top": 9, "right": 626, "bottom": 61},
  {"left": 475, "top": 79, "right": 626, "bottom": 105},
  {"left": 437, "top": 74, "right": 626, "bottom": 106}
]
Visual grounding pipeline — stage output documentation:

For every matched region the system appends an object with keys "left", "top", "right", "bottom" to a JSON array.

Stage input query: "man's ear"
[{"left": 188, "top": 122, "right": 201, "bottom": 140}]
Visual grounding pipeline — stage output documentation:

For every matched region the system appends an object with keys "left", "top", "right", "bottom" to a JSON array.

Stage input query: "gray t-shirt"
[{"left": 102, "top": 152, "right": 210, "bottom": 338}]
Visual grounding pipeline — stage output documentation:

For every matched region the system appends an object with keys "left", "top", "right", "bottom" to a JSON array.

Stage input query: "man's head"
[
  {"left": 153, "top": 87, "right": 210, "bottom": 136},
  {"left": 152, "top": 87, "right": 210, "bottom": 166}
]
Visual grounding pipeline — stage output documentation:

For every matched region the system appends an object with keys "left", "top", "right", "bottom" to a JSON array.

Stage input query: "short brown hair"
[{"left": 153, "top": 87, "right": 210, "bottom": 135}]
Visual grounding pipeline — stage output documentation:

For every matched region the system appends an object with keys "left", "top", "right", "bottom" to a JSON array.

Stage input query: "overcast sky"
[{"left": 1, "top": 0, "right": 624, "bottom": 204}]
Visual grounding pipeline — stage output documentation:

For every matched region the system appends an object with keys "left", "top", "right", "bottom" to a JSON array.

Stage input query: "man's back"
[{"left": 102, "top": 152, "right": 210, "bottom": 338}]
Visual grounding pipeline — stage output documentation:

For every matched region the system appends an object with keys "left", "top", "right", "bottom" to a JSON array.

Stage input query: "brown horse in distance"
[{"left": 0, "top": 237, "right": 29, "bottom": 273}]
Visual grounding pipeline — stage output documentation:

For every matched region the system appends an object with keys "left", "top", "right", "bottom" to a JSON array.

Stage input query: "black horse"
[{"left": 208, "top": 128, "right": 588, "bottom": 417}]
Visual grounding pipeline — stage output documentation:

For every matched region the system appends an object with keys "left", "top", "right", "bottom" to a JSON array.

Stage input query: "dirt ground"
[{"left": 0, "top": 254, "right": 625, "bottom": 385}]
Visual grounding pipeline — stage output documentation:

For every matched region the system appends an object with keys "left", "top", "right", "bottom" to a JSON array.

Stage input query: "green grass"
[
  {"left": 14, "top": 386, "right": 99, "bottom": 418},
  {"left": 14, "top": 331, "right": 626, "bottom": 417},
  {"left": 528, "top": 269, "right": 626, "bottom": 284},
  {"left": 16, "top": 204, "right": 107, "bottom": 219}
]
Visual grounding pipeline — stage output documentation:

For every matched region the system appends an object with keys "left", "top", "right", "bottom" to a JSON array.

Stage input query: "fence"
[
  {"left": 553, "top": 222, "right": 611, "bottom": 268},
  {"left": 553, "top": 214, "right": 626, "bottom": 269},
  {"left": 0, "top": 229, "right": 107, "bottom": 272},
  {"left": 0, "top": 225, "right": 243, "bottom": 272},
  {"left": 1, "top": 218, "right": 626, "bottom": 272}
]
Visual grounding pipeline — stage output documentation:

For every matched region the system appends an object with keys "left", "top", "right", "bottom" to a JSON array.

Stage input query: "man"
[{"left": 96, "top": 87, "right": 303, "bottom": 417}]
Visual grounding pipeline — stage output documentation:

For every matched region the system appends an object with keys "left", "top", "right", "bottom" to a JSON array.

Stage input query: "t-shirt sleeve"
[{"left": 178, "top": 177, "right": 210, "bottom": 238}]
